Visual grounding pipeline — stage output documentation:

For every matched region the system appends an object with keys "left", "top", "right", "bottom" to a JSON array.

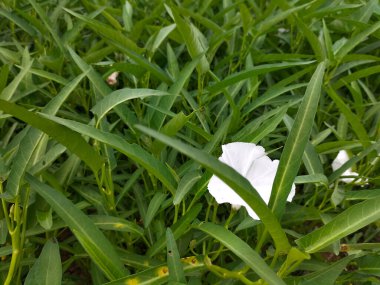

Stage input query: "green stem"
[
  {"left": 4, "top": 196, "right": 21, "bottom": 285},
  {"left": 204, "top": 255, "right": 256, "bottom": 285}
]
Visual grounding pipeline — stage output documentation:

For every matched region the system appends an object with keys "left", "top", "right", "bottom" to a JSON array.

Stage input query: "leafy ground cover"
[{"left": 0, "top": 0, "right": 380, "bottom": 284}]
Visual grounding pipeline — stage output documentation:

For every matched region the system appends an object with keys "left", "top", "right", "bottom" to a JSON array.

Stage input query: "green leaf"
[
  {"left": 283, "top": 114, "right": 324, "bottom": 175},
  {"left": 0, "top": 8, "right": 38, "bottom": 37},
  {"left": 195, "top": 222, "right": 286, "bottom": 285},
  {"left": 207, "top": 61, "right": 314, "bottom": 94},
  {"left": 242, "top": 83, "right": 307, "bottom": 116},
  {"left": 295, "top": 16, "right": 324, "bottom": 62},
  {"left": 136, "top": 125, "right": 291, "bottom": 254},
  {"left": 29, "top": 0, "right": 65, "bottom": 53},
  {"left": 25, "top": 175, "right": 127, "bottom": 280},
  {"left": 335, "top": 21, "right": 380, "bottom": 61},
  {"left": 357, "top": 254, "right": 380, "bottom": 277},
  {"left": 65, "top": 10, "right": 172, "bottom": 84},
  {"left": 296, "top": 196, "right": 380, "bottom": 253},
  {"left": 332, "top": 65, "right": 380, "bottom": 90},
  {"left": 299, "top": 254, "right": 357, "bottom": 285},
  {"left": 144, "top": 192, "right": 167, "bottom": 228},
  {"left": 4, "top": 73, "right": 87, "bottom": 198},
  {"left": 89, "top": 215, "right": 144, "bottom": 236},
  {"left": 91, "top": 88, "right": 171, "bottom": 122},
  {"left": 167, "top": 4, "right": 209, "bottom": 74},
  {"left": 40, "top": 114, "right": 177, "bottom": 192},
  {"left": 64, "top": 8, "right": 141, "bottom": 53},
  {"left": 24, "top": 239, "right": 62, "bottom": 285},
  {"left": 104, "top": 255, "right": 205, "bottom": 285},
  {"left": 269, "top": 62, "right": 325, "bottom": 219},
  {"left": 147, "top": 204, "right": 202, "bottom": 257},
  {"left": 294, "top": 174, "right": 328, "bottom": 186},
  {"left": 0, "top": 56, "right": 33, "bottom": 101},
  {"left": 344, "top": 190, "right": 380, "bottom": 201},
  {"left": 0, "top": 100, "right": 103, "bottom": 198},
  {"left": 166, "top": 228, "right": 186, "bottom": 284},
  {"left": 173, "top": 171, "right": 201, "bottom": 205},
  {"left": 255, "top": 4, "right": 308, "bottom": 35},
  {"left": 149, "top": 54, "right": 201, "bottom": 130}
]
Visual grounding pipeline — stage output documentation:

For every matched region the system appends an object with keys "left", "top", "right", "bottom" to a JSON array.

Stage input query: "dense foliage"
[{"left": 0, "top": 0, "right": 379, "bottom": 284}]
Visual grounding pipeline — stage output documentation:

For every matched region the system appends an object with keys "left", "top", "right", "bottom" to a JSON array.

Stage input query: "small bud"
[{"left": 106, "top": 72, "right": 119, "bottom": 85}]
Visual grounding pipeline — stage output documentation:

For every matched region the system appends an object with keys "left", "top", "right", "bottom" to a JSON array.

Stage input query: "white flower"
[
  {"left": 207, "top": 142, "right": 295, "bottom": 220},
  {"left": 332, "top": 150, "right": 365, "bottom": 184}
]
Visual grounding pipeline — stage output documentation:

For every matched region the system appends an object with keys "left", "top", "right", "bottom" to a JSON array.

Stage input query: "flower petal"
[
  {"left": 332, "top": 150, "right": 350, "bottom": 171},
  {"left": 332, "top": 150, "right": 365, "bottom": 184},
  {"left": 207, "top": 142, "right": 296, "bottom": 220},
  {"left": 220, "top": 143, "right": 266, "bottom": 176}
]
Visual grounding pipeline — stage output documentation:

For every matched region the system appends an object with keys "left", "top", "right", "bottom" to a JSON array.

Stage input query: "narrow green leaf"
[
  {"left": 335, "top": 21, "right": 380, "bottom": 61},
  {"left": 283, "top": 114, "right": 324, "bottom": 175},
  {"left": 247, "top": 106, "right": 288, "bottom": 143},
  {"left": 300, "top": 254, "right": 357, "bottom": 285},
  {"left": 294, "top": 174, "right": 328, "bottom": 186},
  {"left": 136, "top": 125, "right": 291, "bottom": 253},
  {"left": 166, "top": 228, "right": 186, "bottom": 283},
  {"left": 150, "top": 24, "right": 176, "bottom": 54},
  {"left": 104, "top": 255, "right": 205, "bottom": 285},
  {"left": 0, "top": 100, "right": 103, "bottom": 198},
  {"left": 25, "top": 175, "right": 127, "bottom": 280},
  {"left": 147, "top": 204, "right": 202, "bottom": 257},
  {"left": 40, "top": 114, "right": 177, "bottom": 192},
  {"left": 207, "top": 61, "right": 314, "bottom": 94},
  {"left": 149, "top": 54, "right": 201, "bottom": 130},
  {"left": 269, "top": 62, "right": 325, "bottom": 219},
  {"left": 296, "top": 196, "right": 380, "bottom": 253},
  {"left": 332, "top": 65, "right": 380, "bottom": 90},
  {"left": 168, "top": 5, "right": 209, "bottom": 74},
  {"left": 295, "top": 16, "right": 324, "bottom": 62},
  {"left": 64, "top": 8, "right": 141, "bottom": 53},
  {"left": 256, "top": 4, "right": 308, "bottom": 35},
  {"left": 0, "top": 8, "right": 38, "bottom": 37},
  {"left": 90, "top": 215, "right": 144, "bottom": 236},
  {"left": 345, "top": 190, "right": 380, "bottom": 201},
  {"left": 144, "top": 192, "right": 167, "bottom": 228},
  {"left": 195, "top": 222, "right": 286, "bottom": 285},
  {"left": 28, "top": 68, "right": 69, "bottom": 85},
  {"left": 173, "top": 171, "right": 201, "bottom": 205},
  {"left": 243, "top": 83, "right": 307, "bottom": 116},
  {"left": 65, "top": 10, "right": 172, "bottom": 84},
  {"left": 24, "top": 239, "right": 62, "bottom": 285},
  {"left": 91, "top": 88, "right": 171, "bottom": 122},
  {"left": 29, "top": 0, "right": 65, "bottom": 53},
  {"left": 4, "top": 73, "right": 87, "bottom": 198},
  {"left": 0, "top": 59, "right": 33, "bottom": 101}
]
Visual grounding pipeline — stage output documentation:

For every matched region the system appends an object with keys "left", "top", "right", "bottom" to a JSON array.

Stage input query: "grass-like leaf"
[
  {"left": 269, "top": 62, "right": 325, "bottom": 219},
  {"left": 166, "top": 228, "right": 186, "bottom": 284},
  {"left": 147, "top": 204, "right": 202, "bottom": 257},
  {"left": 40, "top": 114, "right": 177, "bottom": 192},
  {"left": 207, "top": 61, "right": 314, "bottom": 94},
  {"left": 195, "top": 222, "right": 286, "bottom": 285},
  {"left": 24, "top": 239, "right": 62, "bottom": 285},
  {"left": 25, "top": 174, "right": 127, "bottom": 280},
  {"left": 296, "top": 196, "right": 380, "bottom": 253},
  {"left": 0, "top": 100, "right": 103, "bottom": 198},
  {"left": 91, "top": 88, "right": 171, "bottom": 122},
  {"left": 104, "top": 256, "right": 205, "bottom": 285}
]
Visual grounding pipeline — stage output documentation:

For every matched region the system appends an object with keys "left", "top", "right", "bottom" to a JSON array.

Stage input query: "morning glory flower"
[
  {"left": 207, "top": 142, "right": 295, "bottom": 220},
  {"left": 332, "top": 150, "right": 364, "bottom": 184}
]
